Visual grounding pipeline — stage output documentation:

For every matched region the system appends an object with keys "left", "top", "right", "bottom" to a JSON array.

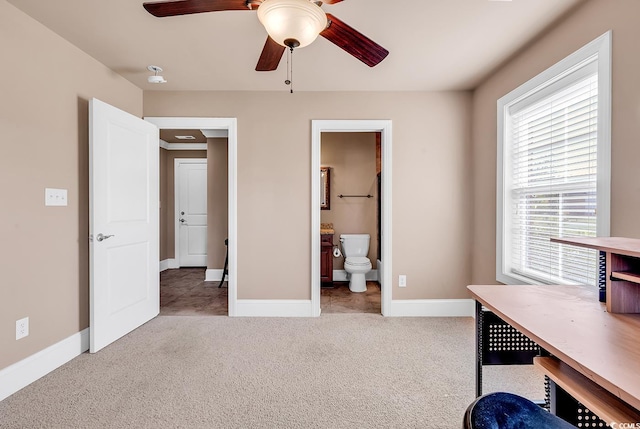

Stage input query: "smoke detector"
[{"left": 147, "top": 65, "right": 167, "bottom": 84}]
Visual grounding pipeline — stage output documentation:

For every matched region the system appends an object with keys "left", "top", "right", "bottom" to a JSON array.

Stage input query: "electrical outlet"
[
  {"left": 399, "top": 275, "right": 407, "bottom": 287},
  {"left": 16, "top": 317, "right": 29, "bottom": 340}
]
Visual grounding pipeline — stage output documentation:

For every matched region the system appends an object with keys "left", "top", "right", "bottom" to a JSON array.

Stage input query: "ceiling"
[
  {"left": 160, "top": 129, "right": 207, "bottom": 143},
  {"left": 7, "top": 0, "right": 583, "bottom": 92}
]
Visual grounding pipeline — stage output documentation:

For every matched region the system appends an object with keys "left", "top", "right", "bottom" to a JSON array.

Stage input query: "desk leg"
[
  {"left": 475, "top": 300, "right": 483, "bottom": 398},
  {"left": 474, "top": 301, "right": 541, "bottom": 399}
]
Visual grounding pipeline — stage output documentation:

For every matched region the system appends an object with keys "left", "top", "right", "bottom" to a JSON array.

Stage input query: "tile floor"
[
  {"left": 160, "top": 268, "right": 381, "bottom": 315},
  {"left": 160, "top": 267, "right": 228, "bottom": 316},
  {"left": 321, "top": 282, "right": 381, "bottom": 314}
]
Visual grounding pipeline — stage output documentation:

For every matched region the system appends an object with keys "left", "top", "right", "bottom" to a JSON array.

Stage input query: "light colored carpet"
[{"left": 0, "top": 315, "right": 543, "bottom": 429}]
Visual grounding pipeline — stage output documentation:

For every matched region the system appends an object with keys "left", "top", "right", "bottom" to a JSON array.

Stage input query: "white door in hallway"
[
  {"left": 89, "top": 98, "right": 159, "bottom": 353},
  {"left": 177, "top": 160, "right": 207, "bottom": 266}
]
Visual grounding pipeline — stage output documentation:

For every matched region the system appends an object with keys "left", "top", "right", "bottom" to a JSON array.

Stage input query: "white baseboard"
[
  {"left": 333, "top": 269, "right": 378, "bottom": 282},
  {"left": 0, "top": 328, "right": 89, "bottom": 402},
  {"left": 205, "top": 269, "right": 228, "bottom": 282},
  {"left": 235, "top": 300, "right": 313, "bottom": 317},
  {"left": 234, "top": 298, "right": 472, "bottom": 317},
  {"left": 385, "top": 299, "right": 475, "bottom": 317},
  {"left": 159, "top": 259, "right": 178, "bottom": 272}
]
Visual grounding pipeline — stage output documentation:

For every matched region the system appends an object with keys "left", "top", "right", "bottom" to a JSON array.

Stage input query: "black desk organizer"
[
  {"left": 598, "top": 250, "right": 607, "bottom": 302},
  {"left": 475, "top": 301, "right": 608, "bottom": 427}
]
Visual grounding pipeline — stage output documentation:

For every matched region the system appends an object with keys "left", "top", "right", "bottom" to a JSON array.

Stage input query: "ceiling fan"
[{"left": 142, "top": 0, "right": 389, "bottom": 72}]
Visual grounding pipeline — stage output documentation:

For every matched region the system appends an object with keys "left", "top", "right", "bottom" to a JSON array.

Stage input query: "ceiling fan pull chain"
[
  {"left": 290, "top": 47, "right": 294, "bottom": 94},
  {"left": 284, "top": 47, "right": 294, "bottom": 93}
]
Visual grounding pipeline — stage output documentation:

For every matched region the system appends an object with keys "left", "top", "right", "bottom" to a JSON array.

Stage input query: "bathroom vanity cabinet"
[{"left": 321, "top": 233, "right": 334, "bottom": 285}]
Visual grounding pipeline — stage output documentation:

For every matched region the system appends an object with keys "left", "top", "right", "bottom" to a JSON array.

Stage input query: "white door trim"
[
  {"left": 145, "top": 117, "right": 238, "bottom": 317},
  {"left": 174, "top": 158, "right": 207, "bottom": 267},
  {"left": 311, "top": 120, "right": 392, "bottom": 317}
]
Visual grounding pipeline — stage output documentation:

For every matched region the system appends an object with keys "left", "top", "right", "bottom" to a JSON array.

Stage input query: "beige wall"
[
  {"left": 321, "top": 132, "right": 378, "bottom": 270},
  {"left": 0, "top": 2, "right": 142, "bottom": 370},
  {"left": 144, "top": 91, "right": 473, "bottom": 300},
  {"left": 207, "top": 138, "right": 229, "bottom": 269},
  {"left": 471, "top": 0, "right": 640, "bottom": 285},
  {"left": 159, "top": 149, "right": 207, "bottom": 260}
]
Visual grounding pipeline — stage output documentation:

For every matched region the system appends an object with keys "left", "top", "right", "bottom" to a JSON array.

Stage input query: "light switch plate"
[{"left": 45, "top": 188, "right": 68, "bottom": 206}]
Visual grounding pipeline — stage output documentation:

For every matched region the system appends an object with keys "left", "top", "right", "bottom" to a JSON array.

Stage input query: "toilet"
[{"left": 340, "top": 234, "right": 372, "bottom": 293}]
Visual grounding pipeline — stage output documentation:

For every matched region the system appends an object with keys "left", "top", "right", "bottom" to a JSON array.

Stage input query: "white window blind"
[
  {"left": 507, "top": 70, "right": 598, "bottom": 286},
  {"left": 497, "top": 31, "right": 611, "bottom": 287}
]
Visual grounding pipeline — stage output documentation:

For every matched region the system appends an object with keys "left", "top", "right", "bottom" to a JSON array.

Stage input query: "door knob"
[
  {"left": 96, "top": 233, "right": 114, "bottom": 242},
  {"left": 179, "top": 219, "right": 187, "bottom": 224}
]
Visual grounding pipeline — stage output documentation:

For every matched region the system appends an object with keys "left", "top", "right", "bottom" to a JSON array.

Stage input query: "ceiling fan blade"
[
  {"left": 256, "top": 36, "right": 286, "bottom": 71},
  {"left": 143, "top": 0, "right": 252, "bottom": 17},
  {"left": 320, "top": 13, "right": 389, "bottom": 67}
]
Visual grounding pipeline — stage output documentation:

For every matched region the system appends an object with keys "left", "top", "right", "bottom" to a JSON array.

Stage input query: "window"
[{"left": 497, "top": 32, "right": 611, "bottom": 286}]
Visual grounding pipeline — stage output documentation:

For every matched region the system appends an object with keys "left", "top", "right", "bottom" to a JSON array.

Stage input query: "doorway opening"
[
  {"left": 145, "top": 117, "right": 238, "bottom": 316},
  {"left": 320, "top": 132, "right": 381, "bottom": 313},
  {"left": 311, "top": 120, "right": 392, "bottom": 317}
]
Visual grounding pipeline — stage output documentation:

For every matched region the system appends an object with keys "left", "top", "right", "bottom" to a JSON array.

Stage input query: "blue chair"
[{"left": 464, "top": 392, "right": 576, "bottom": 429}]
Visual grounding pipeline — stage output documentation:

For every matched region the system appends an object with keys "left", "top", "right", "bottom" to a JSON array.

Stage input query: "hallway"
[{"left": 160, "top": 268, "right": 228, "bottom": 316}]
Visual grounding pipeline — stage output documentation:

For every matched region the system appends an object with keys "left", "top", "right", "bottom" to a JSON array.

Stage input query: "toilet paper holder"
[{"left": 332, "top": 245, "right": 342, "bottom": 258}]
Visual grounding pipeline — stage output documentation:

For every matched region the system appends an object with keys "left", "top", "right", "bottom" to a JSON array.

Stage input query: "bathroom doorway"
[
  {"left": 320, "top": 132, "right": 380, "bottom": 313},
  {"left": 311, "top": 120, "right": 392, "bottom": 317}
]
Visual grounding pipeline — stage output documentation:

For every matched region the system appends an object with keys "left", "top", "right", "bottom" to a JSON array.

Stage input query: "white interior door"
[
  {"left": 177, "top": 160, "right": 207, "bottom": 266},
  {"left": 89, "top": 98, "right": 159, "bottom": 353}
]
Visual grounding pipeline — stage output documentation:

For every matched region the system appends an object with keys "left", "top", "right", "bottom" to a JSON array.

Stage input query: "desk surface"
[
  {"left": 551, "top": 236, "right": 640, "bottom": 258},
  {"left": 468, "top": 284, "right": 640, "bottom": 412}
]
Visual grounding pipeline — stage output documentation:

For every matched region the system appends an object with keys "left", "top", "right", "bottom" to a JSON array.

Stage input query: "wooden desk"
[{"left": 468, "top": 284, "right": 640, "bottom": 424}]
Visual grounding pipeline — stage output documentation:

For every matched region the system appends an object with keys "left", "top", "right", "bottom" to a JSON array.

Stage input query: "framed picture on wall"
[{"left": 321, "top": 167, "right": 330, "bottom": 210}]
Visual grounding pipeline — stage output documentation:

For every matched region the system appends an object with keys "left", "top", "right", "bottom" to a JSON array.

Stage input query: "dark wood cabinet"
[{"left": 320, "top": 233, "right": 333, "bottom": 285}]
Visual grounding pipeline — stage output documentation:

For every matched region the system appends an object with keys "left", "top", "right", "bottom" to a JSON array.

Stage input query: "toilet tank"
[{"left": 339, "top": 234, "right": 370, "bottom": 257}]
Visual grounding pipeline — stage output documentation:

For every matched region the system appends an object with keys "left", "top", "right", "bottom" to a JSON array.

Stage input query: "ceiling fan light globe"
[{"left": 257, "top": 0, "right": 327, "bottom": 49}]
